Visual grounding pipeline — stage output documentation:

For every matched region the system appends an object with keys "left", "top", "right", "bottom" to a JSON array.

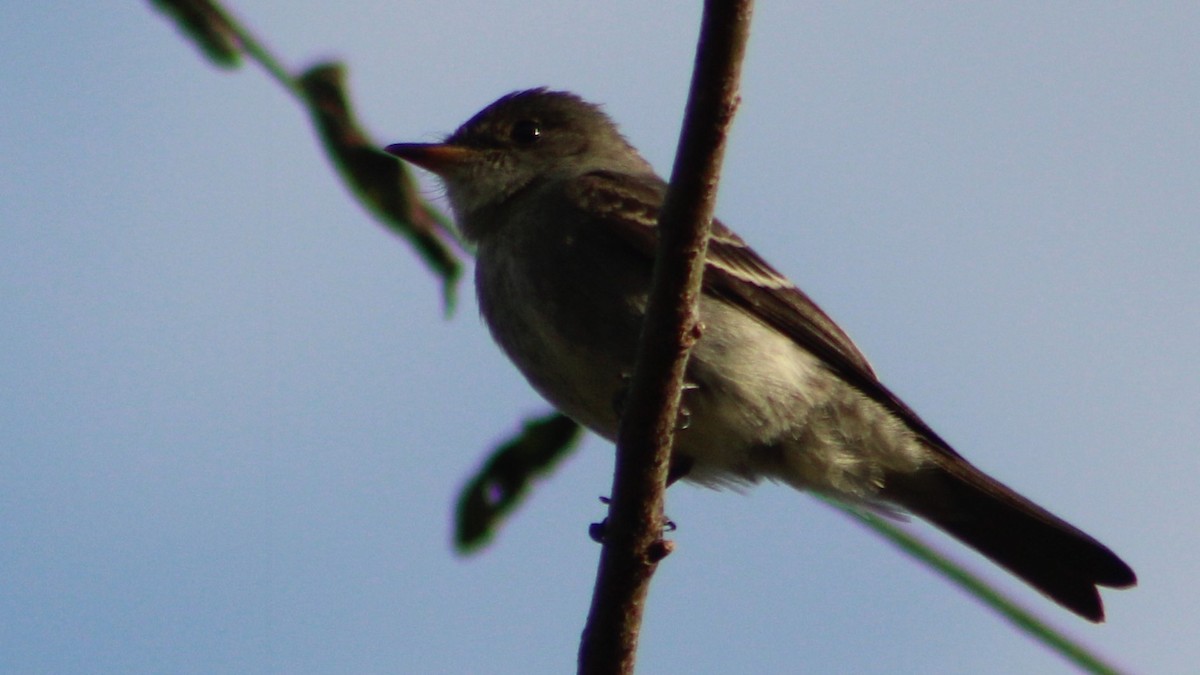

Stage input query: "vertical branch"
[{"left": 577, "top": 1, "right": 754, "bottom": 673}]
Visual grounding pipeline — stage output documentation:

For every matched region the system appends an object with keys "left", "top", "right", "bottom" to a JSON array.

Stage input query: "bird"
[{"left": 385, "top": 88, "right": 1136, "bottom": 621}]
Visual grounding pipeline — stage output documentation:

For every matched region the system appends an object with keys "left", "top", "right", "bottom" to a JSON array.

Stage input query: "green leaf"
[
  {"left": 455, "top": 413, "right": 584, "bottom": 553},
  {"left": 150, "top": 0, "right": 243, "bottom": 68},
  {"left": 298, "top": 63, "right": 463, "bottom": 311}
]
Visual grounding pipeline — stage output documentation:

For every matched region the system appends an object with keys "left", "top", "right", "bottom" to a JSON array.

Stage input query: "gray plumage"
[{"left": 386, "top": 89, "right": 1135, "bottom": 621}]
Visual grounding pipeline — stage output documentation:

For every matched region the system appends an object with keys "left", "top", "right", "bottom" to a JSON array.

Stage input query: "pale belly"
[{"left": 473, "top": 225, "right": 926, "bottom": 500}]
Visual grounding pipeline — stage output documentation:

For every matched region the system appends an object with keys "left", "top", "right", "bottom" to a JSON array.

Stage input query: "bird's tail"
[{"left": 882, "top": 453, "right": 1136, "bottom": 622}]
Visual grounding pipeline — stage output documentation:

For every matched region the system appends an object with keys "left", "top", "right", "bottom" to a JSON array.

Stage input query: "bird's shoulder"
[
  {"left": 566, "top": 170, "right": 873, "bottom": 369},
  {"left": 563, "top": 169, "right": 961, "bottom": 458},
  {"left": 565, "top": 170, "right": 785, "bottom": 280}
]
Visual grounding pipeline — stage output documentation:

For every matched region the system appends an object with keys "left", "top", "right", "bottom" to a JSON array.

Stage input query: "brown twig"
[{"left": 576, "top": 1, "right": 755, "bottom": 673}]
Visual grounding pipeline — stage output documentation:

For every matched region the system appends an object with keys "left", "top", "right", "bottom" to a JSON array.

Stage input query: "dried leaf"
[
  {"left": 455, "top": 413, "right": 583, "bottom": 553},
  {"left": 150, "top": 0, "right": 243, "bottom": 68},
  {"left": 298, "top": 63, "right": 463, "bottom": 310}
]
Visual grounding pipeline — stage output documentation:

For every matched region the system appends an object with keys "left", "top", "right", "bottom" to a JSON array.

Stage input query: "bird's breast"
[{"left": 473, "top": 223, "right": 649, "bottom": 438}]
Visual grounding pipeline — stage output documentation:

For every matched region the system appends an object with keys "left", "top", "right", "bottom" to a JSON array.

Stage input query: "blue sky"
[{"left": 2, "top": 3, "right": 1197, "bottom": 673}]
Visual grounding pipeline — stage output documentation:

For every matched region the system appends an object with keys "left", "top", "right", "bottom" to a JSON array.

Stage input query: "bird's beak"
[{"left": 384, "top": 142, "right": 474, "bottom": 176}]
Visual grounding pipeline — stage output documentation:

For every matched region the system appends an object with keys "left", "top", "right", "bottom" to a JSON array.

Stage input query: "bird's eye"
[{"left": 511, "top": 119, "right": 542, "bottom": 145}]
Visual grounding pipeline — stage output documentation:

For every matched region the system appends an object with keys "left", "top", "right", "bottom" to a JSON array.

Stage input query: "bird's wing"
[{"left": 567, "top": 169, "right": 960, "bottom": 457}]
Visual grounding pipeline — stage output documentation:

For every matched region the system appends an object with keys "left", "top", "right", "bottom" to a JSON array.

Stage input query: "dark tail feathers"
[{"left": 884, "top": 456, "right": 1136, "bottom": 622}]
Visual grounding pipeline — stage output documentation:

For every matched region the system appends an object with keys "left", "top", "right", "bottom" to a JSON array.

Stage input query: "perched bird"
[{"left": 385, "top": 88, "right": 1135, "bottom": 621}]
